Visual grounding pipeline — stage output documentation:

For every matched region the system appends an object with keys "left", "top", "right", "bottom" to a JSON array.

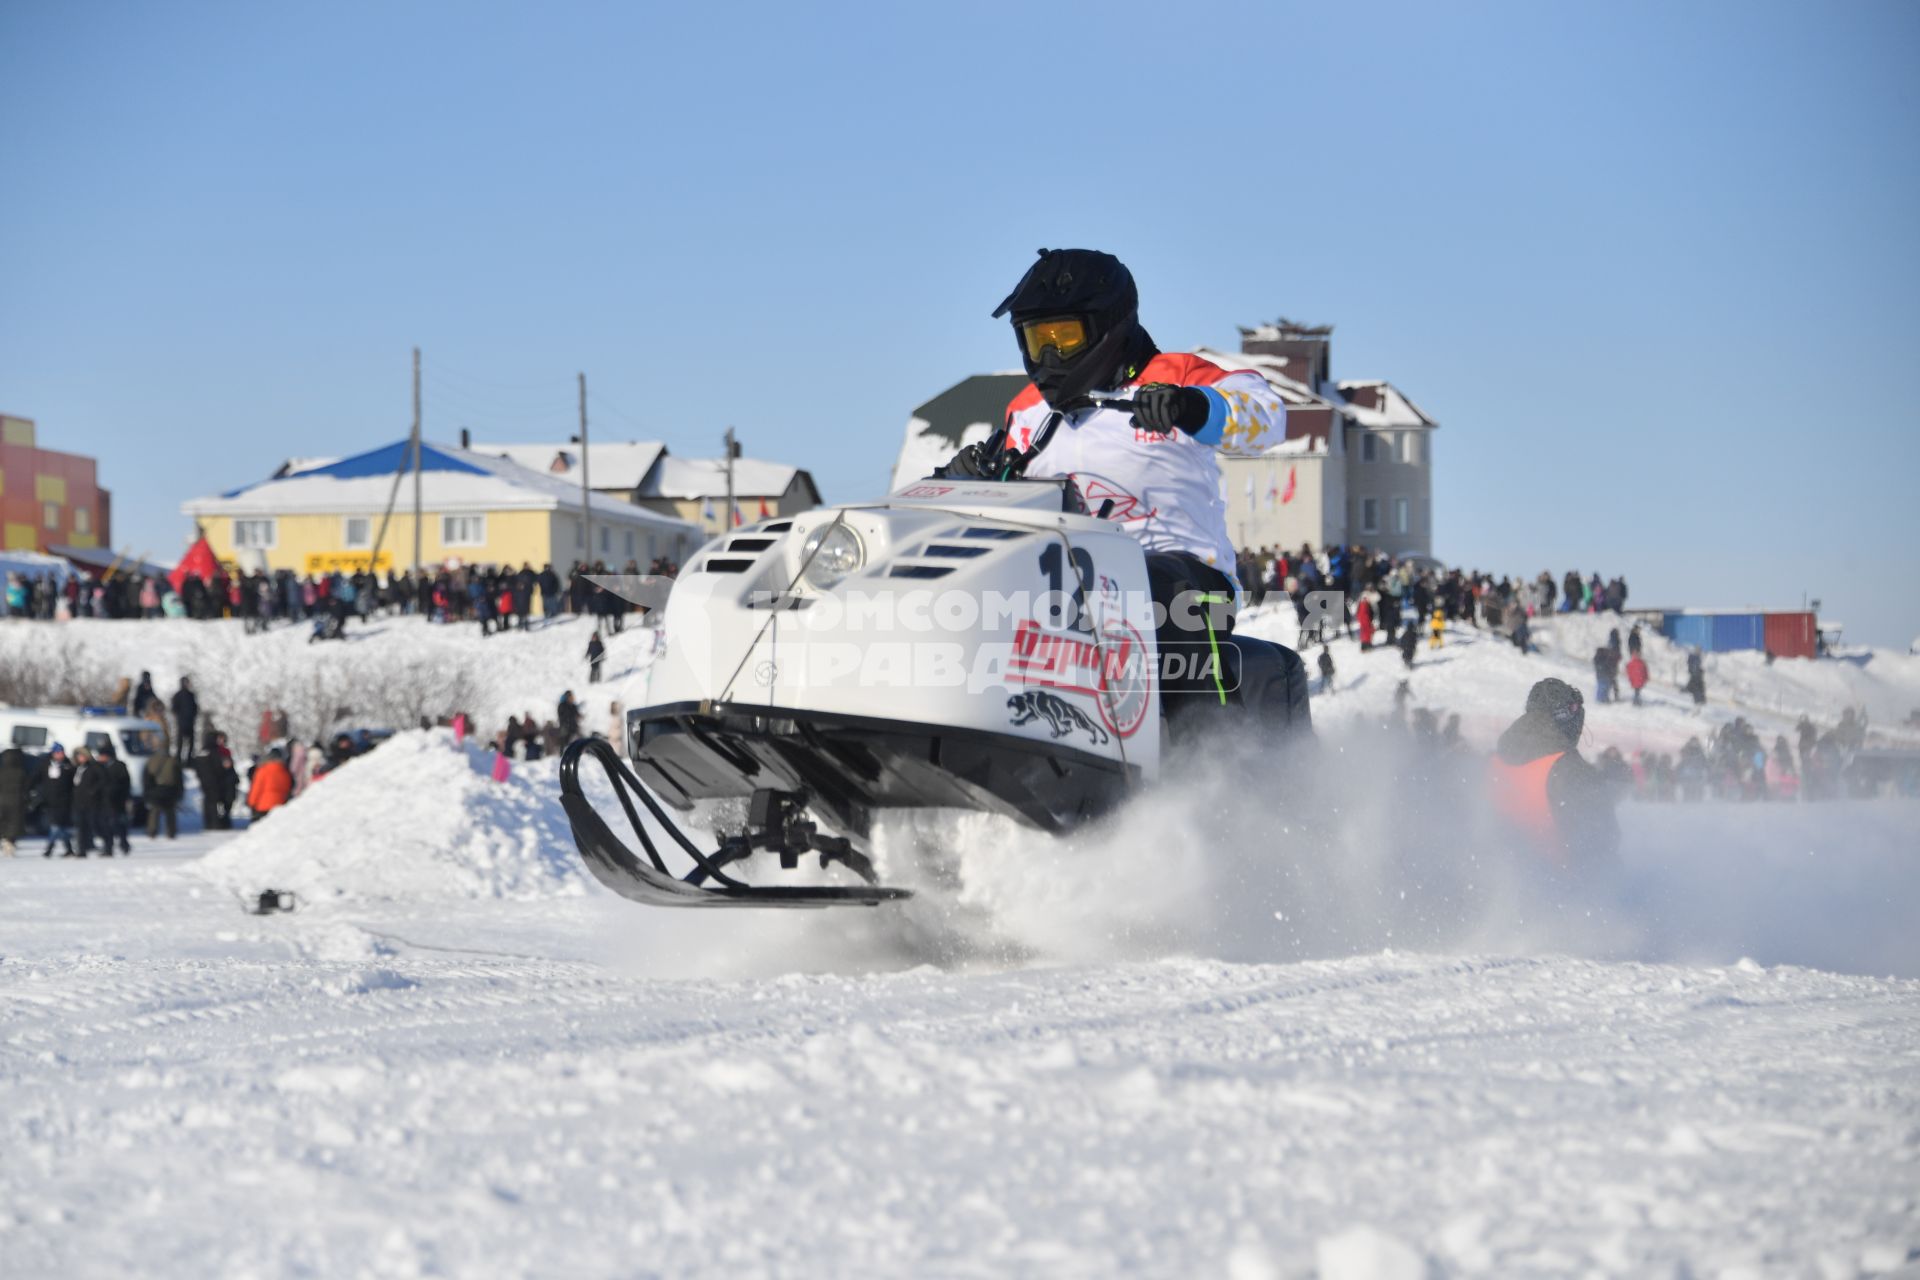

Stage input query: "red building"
[{"left": 0, "top": 414, "right": 112, "bottom": 552}]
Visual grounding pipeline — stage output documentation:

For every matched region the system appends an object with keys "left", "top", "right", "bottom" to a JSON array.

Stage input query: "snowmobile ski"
[{"left": 558, "top": 737, "right": 911, "bottom": 908}]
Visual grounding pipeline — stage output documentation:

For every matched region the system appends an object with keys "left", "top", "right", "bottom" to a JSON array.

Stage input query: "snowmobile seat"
[
  {"left": 1164, "top": 635, "right": 1312, "bottom": 745},
  {"left": 1228, "top": 636, "right": 1312, "bottom": 734}
]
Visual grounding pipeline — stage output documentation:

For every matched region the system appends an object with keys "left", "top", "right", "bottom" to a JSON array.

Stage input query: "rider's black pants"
[{"left": 1146, "top": 552, "right": 1236, "bottom": 699}]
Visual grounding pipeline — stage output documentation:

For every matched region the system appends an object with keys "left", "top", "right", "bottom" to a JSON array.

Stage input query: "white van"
[{"left": 0, "top": 705, "right": 168, "bottom": 800}]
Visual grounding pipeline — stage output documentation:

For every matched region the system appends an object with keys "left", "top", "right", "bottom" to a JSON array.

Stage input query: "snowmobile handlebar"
[{"left": 966, "top": 398, "right": 1132, "bottom": 490}]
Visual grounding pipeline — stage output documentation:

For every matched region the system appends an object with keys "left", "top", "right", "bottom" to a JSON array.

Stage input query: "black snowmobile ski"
[{"left": 558, "top": 737, "right": 911, "bottom": 908}]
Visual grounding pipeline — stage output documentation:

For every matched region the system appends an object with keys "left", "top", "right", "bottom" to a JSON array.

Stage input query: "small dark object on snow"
[{"left": 249, "top": 889, "right": 298, "bottom": 915}]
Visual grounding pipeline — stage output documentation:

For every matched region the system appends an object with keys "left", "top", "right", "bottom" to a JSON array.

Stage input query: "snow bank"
[{"left": 196, "top": 730, "right": 583, "bottom": 902}]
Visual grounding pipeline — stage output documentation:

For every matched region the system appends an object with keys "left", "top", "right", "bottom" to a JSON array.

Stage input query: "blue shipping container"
[
  {"left": 1710, "top": 613, "right": 1766, "bottom": 652},
  {"left": 1662, "top": 612, "right": 1713, "bottom": 650},
  {"left": 1661, "top": 611, "right": 1769, "bottom": 653}
]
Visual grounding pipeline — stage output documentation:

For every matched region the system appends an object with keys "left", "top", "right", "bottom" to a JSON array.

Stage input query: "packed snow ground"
[
  {"left": 2, "top": 612, "right": 1918, "bottom": 1277},
  {"left": 3, "top": 851, "right": 1917, "bottom": 1279}
]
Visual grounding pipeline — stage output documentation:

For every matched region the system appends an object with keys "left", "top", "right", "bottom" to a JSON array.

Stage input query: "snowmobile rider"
[
  {"left": 1488, "top": 677, "right": 1620, "bottom": 866},
  {"left": 936, "top": 248, "right": 1285, "bottom": 697}
]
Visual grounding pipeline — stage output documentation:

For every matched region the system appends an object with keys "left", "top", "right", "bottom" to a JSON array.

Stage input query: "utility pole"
[
  {"left": 723, "top": 427, "right": 738, "bottom": 532},
  {"left": 579, "top": 372, "right": 591, "bottom": 562},
  {"left": 411, "top": 346, "right": 423, "bottom": 573}
]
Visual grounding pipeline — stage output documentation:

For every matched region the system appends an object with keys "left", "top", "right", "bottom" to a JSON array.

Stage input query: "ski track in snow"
[{"left": 1, "top": 616, "right": 1918, "bottom": 1276}]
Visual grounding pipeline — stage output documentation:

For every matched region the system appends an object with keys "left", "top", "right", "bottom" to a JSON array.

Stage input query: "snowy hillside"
[
  {"left": 2, "top": 610, "right": 1917, "bottom": 1277},
  {"left": 1240, "top": 603, "right": 1920, "bottom": 756}
]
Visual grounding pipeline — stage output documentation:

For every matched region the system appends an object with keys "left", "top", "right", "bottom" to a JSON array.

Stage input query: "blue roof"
[
  {"left": 305, "top": 441, "right": 489, "bottom": 480},
  {"left": 221, "top": 440, "right": 489, "bottom": 498}
]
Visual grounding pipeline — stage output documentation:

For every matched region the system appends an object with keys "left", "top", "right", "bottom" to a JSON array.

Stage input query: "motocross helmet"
[{"left": 993, "top": 248, "right": 1156, "bottom": 408}]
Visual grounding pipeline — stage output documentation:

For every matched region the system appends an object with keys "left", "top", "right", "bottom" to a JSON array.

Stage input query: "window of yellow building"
[
  {"left": 234, "top": 518, "right": 277, "bottom": 549},
  {"left": 442, "top": 514, "right": 486, "bottom": 546}
]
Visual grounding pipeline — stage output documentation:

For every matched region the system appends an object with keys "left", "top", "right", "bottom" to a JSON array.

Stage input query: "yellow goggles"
[{"left": 1020, "top": 315, "right": 1090, "bottom": 363}]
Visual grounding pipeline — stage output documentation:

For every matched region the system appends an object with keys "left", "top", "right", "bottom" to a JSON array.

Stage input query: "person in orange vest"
[
  {"left": 1488, "top": 677, "right": 1618, "bottom": 865},
  {"left": 246, "top": 747, "right": 294, "bottom": 821}
]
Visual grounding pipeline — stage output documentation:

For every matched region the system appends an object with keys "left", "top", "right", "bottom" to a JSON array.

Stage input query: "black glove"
[
  {"left": 1129, "top": 383, "right": 1210, "bottom": 435},
  {"left": 935, "top": 440, "right": 1000, "bottom": 479}
]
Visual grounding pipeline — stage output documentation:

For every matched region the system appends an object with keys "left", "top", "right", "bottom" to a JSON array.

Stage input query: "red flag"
[
  {"left": 757, "top": 497, "right": 770, "bottom": 519},
  {"left": 1281, "top": 466, "right": 1297, "bottom": 504},
  {"left": 169, "top": 535, "right": 218, "bottom": 594}
]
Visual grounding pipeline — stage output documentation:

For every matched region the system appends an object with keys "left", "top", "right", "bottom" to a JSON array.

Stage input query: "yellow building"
[{"left": 181, "top": 440, "right": 700, "bottom": 574}]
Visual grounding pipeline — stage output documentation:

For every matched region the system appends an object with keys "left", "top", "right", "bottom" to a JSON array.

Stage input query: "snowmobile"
[{"left": 560, "top": 406, "right": 1311, "bottom": 908}]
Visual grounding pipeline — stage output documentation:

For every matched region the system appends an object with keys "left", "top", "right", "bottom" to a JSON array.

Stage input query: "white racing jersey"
[{"left": 1003, "top": 352, "right": 1285, "bottom": 586}]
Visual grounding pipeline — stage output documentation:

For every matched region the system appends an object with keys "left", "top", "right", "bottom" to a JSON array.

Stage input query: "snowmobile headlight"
[{"left": 800, "top": 523, "right": 864, "bottom": 590}]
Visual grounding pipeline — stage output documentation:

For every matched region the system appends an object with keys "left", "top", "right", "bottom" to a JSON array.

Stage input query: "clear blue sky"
[{"left": 3, "top": 0, "right": 1916, "bottom": 644}]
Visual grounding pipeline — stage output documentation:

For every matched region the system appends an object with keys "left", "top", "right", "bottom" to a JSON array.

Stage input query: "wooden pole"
[
  {"left": 579, "top": 373, "right": 592, "bottom": 563},
  {"left": 724, "top": 426, "right": 736, "bottom": 533},
  {"left": 411, "top": 347, "right": 423, "bottom": 572}
]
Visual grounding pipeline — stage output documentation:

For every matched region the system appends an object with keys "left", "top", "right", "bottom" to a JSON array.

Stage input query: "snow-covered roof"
[
  {"left": 480, "top": 441, "right": 667, "bottom": 491},
  {"left": 1259, "top": 434, "right": 1328, "bottom": 457},
  {"left": 890, "top": 373, "right": 1030, "bottom": 491},
  {"left": 1335, "top": 380, "right": 1438, "bottom": 430},
  {"left": 272, "top": 456, "right": 340, "bottom": 478},
  {"left": 182, "top": 440, "right": 697, "bottom": 531},
  {"left": 0, "top": 549, "right": 75, "bottom": 581},
  {"left": 638, "top": 456, "right": 810, "bottom": 501},
  {"left": 48, "top": 544, "right": 172, "bottom": 577},
  {"left": 1238, "top": 319, "right": 1333, "bottom": 342}
]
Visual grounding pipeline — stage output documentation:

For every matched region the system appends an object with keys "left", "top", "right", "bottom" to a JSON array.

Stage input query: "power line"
[
  {"left": 417, "top": 381, "right": 576, "bottom": 433},
  {"left": 586, "top": 389, "right": 653, "bottom": 437},
  {"left": 426, "top": 360, "right": 578, "bottom": 395}
]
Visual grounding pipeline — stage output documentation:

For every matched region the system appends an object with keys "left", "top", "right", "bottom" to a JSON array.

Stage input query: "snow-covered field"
[{"left": 2, "top": 612, "right": 1918, "bottom": 1277}]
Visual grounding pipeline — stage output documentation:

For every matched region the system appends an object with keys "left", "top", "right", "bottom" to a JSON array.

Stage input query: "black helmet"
[
  {"left": 993, "top": 248, "right": 1154, "bottom": 408},
  {"left": 1525, "top": 677, "right": 1585, "bottom": 745}
]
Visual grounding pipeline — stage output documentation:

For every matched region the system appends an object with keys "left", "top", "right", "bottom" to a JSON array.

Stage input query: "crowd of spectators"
[
  {"left": 1, "top": 557, "right": 678, "bottom": 637},
  {"left": 0, "top": 672, "right": 628, "bottom": 855},
  {"left": 1234, "top": 542, "right": 1630, "bottom": 652},
  {"left": 1595, "top": 709, "right": 1903, "bottom": 802}
]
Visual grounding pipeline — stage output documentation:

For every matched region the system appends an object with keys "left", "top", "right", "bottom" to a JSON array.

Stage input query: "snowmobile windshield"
[{"left": 1019, "top": 315, "right": 1090, "bottom": 363}]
